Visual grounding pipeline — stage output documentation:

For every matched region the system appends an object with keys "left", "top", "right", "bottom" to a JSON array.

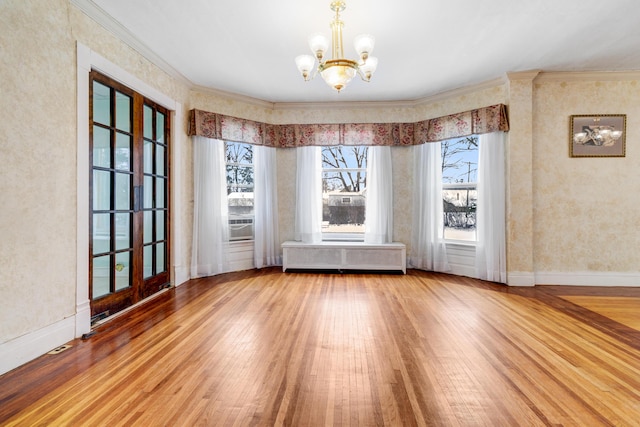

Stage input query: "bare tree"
[
  {"left": 226, "top": 142, "right": 253, "bottom": 194},
  {"left": 441, "top": 136, "right": 478, "bottom": 183},
  {"left": 321, "top": 146, "right": 367, "bottom": 192}
]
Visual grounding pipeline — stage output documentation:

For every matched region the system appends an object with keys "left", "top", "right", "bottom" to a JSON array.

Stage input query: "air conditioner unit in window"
[{"left": 229, "top": 217, "right": 254, "bottom": 241}]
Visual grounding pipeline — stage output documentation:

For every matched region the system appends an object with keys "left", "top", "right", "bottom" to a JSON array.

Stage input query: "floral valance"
[{"left": 188, "top": 104, "right": 508, "bottom": 147}]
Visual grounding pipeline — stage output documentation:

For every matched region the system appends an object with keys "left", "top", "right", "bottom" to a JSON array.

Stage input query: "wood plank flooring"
[{"left": 1, "top": 268, "right": 640, "bottom": 426}]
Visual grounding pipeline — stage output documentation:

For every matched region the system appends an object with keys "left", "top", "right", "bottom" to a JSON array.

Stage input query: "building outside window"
[
  {"left": 441, "top": 136, "right": 478, "bottom": 242},
  {"left": 321, "top": 146, "right": 368, "bottom": 240},
  {"left": 226, "top": 142, "right": 254, "bottom": 241}
]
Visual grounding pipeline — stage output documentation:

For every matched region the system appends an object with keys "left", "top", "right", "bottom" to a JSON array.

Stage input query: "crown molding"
[
  {"left": 506, "top": 70, "right": 542, "bottom": 82},
  {"left": 272, "top": 76, "right": 509, "bottom": 111},
  {"left": 535, "top": 70, "right": 640, "bottom": 82},
  {"left": 190, "top": 85, "right": 276, "bottom": 110},
  {"left": 70, "top": 0, "right": 193, "bottom": 88},
  {"left": 412, "top": 76, "right": 508, "bottom": 106}
]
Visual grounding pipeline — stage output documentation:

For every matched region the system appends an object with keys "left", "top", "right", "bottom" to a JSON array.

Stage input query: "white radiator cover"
[{"left": 282, "top": 241, "right": 406, "bottom": 273}]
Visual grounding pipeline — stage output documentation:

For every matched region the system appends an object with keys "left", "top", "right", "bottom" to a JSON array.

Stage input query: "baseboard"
[
  {"left": 507, "top": 272, "right": 536, "bottom": 287},
  {"left": 0, "top": 316, "right": 76, "bottom": 376},
  {"left": 173, "top": 265, "right": 190, "bottom": 287},
  {"left": 535, "top": 271, "right": 640, "bottom": 287},
  {"left": 75, "top": 299, "right": 91, "bottom": 338}
]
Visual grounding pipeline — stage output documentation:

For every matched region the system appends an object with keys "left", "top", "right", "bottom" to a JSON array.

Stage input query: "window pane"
[
  {"left": 144, "top": 210, "right": 153, "bottom": 244},
  {"left": 115, "top": 132, "right": 131, "bottom": 171},
  {"left": 443, "top": 186, "right": 477, "bottom": 241},
  {"left": 115, "top": 251, "right": 131, "bottom": 291},
  {"left": 93, "top": 126, "right": 111, "bottom": 168},
  {"left": 156, "top": 210, "right": 165, "bottom": 241},
  {"left": 115, "top": 91, "right": 131, "bottom": 132},
  {"left": 115, "top": 172, "right": 130, "bottom": 210},
  {"left": 93, "top": 170, "right": 111, "bottom": 211},
  {"left": 156, "top": 112, "right": 165, "bottom": 143},
  {"left": 156, "top": 177, "right": 165, "bottom": 208},
  {"left": 226, "top": 142, "right": 254, "bottom": 241},
  {"left": 156, "top": 144, "right": 165, "bottom": 176},
  {"left": 441, "top": 136, "right": 478, "bottom": 241},
  {"left": 93, "top": 82, "right": 110, "bottom": 126},
  {"left": 143, "top": 175, "right": 153, "bottom": 209},
  {"left": 143, "top": 140, "right": 153, "bottom": 174},
  {"left": 226, "top": 166, "right": 253, "bottom": 191},
  {"left": 93, "top": 213, "right": 110, "bottom": 254},
  {"left": 143, "top": 105, "right": 153, "bottom": 139},
  {"left": 156, "top": 242, "right": 165, "bottom": 274},
  {"left": 321, "top": 146, "right": 367, "bottom": 237},
  {"left": 92, "top": 255, "right": 111, "bottom": 298},
  {"left": 115, "top": 213, "right": 131, "bottom": 250},
  {"left": 143, "top": 245, "right": 153, "bottom": 278}
]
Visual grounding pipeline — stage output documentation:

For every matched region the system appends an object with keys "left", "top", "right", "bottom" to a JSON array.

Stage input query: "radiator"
[{"left": 282, "top": 241, "right": 406, "bottom": 273}]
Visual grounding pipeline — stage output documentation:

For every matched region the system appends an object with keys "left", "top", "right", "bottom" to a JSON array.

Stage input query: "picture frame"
[{"left": 570, "top": 114, "right": 626, "bottom": 157}]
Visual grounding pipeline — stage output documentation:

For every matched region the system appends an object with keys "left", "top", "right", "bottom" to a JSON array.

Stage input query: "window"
[
  {"left": 441, "top": 136, "right": 478, "bottom": 242},
  {"left": 226, "top": 142, "right": 254, "bottom": 241},
  {"left": 321, "top": 146, "right": 368, "bottom": 240}
]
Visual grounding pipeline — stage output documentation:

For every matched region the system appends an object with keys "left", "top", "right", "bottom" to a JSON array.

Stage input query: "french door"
[{"left": 89, "top": 71, "right": 170, "bottom": 320}]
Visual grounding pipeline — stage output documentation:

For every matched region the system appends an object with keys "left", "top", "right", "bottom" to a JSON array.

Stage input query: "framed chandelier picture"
[{"left": 570, "top": 114, "right": 626, "bottom": 157}]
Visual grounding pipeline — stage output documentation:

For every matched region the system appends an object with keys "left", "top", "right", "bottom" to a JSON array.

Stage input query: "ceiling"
[{"left": 77, "top": 0, "right": 640, "bottom": 104}]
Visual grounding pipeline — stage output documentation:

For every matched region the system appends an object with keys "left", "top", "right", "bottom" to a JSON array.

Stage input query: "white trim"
[
  {"left": 536, "top": 272, "right": 640, "bottom": 287},
  {"left": 70, "top": 0, "right": 192, "bottom": 88},
  {"left": 535, "top": 70, "right": 640, "bottom": 82},
  {"left": 507, "top": 272, "right": 536, "bottom": 287},
  {"left": 228, "top": 240, "right": 255, "bottom": 272},
  {"left": 76, "top": 43, "right": 92, "bottom": 339},
  {"left": 0, "top": 317, "right": 76, "bottom": 376},
  {"left": 170, "top": 103, "right": 187, "bottom": 287},
  {"left": 173, "top": 266, "right": 190, "bottom": 286},
  {"left": 444, "top": 242, "right": 476, "bottom": 278}
]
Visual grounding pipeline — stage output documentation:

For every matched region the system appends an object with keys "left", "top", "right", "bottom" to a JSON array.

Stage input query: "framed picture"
[{"left": 570, "top": 114, "right": 626, "bottom": 157}]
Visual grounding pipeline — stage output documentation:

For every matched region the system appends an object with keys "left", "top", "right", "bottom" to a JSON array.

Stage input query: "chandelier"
[
  {"left": 295, "top": 1, "right": 378, "bottom": 92},
  {"left": 573, "top": 118, "right": 623, "bottom": 147}
]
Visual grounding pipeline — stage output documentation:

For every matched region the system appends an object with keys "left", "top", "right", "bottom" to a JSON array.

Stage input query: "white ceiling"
[{"left": 78, "top": 0, "right": 640, "bottom": 104}]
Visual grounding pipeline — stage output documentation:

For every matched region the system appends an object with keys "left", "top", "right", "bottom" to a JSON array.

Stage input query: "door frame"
[{"left": 76, "top": 43, "right": 186, "bottom": 337}]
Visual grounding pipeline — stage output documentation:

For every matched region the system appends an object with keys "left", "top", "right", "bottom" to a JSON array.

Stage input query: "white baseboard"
[
  {"left": 173, "top": 265, "right": 190, "bottom": 287},
  {"left": 536, "top": 271, "right": 640, "bottom": 287},
  {"left": 0, "top": 316, "right": 76, "bottom": 376},
  {"left": 507, "top": 272, "right": 536, "bottom": 287},
  {"left": 75, "top": 299, "right": 91, "bottom": 337}
]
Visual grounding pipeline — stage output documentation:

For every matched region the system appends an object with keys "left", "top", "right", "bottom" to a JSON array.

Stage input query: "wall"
[
  {"left": 532, "top": 74, "right": 640, "bottom": 285},
  {"left": 1, "top": 0, "right": 78, "bottom": 346},
  {"left": 0, "top": 0, "right": 192, "bottom": 374}
]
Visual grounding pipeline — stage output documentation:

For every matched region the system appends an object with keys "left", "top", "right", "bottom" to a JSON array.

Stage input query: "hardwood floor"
[{"left": 1, "top": 268, "right": 640, "bottom": 426}]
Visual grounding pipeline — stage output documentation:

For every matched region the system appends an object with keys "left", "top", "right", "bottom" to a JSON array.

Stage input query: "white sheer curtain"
[
  {"left": 191, "top": 136, "right": 230, "bottom": 278},
  {"left": 294, "top": 146, "right": 322, "bottom": 243},
  {"left": 364, "top": 146, "right": 393, "bottom": 244},
  {"left": 253, "top": 145, "right": 281, "bottom": 268},
  {"left": 475, "top": 132, "right": 507, "bottom": 283},
  {"left": 410, "top": 142, "right": 450, "bottom": 272}
]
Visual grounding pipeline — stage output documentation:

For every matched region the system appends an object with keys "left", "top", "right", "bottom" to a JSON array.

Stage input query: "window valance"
[{"left": 188, "top": 104, "right": 508, "bottom": 147}]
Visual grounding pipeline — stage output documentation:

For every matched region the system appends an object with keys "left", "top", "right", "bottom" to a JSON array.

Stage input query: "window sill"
[
  {"left": 229, "top": 239, "right": 254, "bottom": 246},
  {"left": 444, "top": 239, "right": 477, "bottom": 247}
]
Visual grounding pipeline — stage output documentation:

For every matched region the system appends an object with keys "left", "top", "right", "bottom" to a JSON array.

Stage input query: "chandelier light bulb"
[
  {"left": 354, "top": 34, "right": 375, "bottom": 61},
  {"left": 308, "top": 33, "right": 329, "bottom": 61},
  {"left": 295, "top": 55, "right": 316, "bottom": 80},
  {"left": 359, "top": 56, "right": 378, "bottom": 81}
]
